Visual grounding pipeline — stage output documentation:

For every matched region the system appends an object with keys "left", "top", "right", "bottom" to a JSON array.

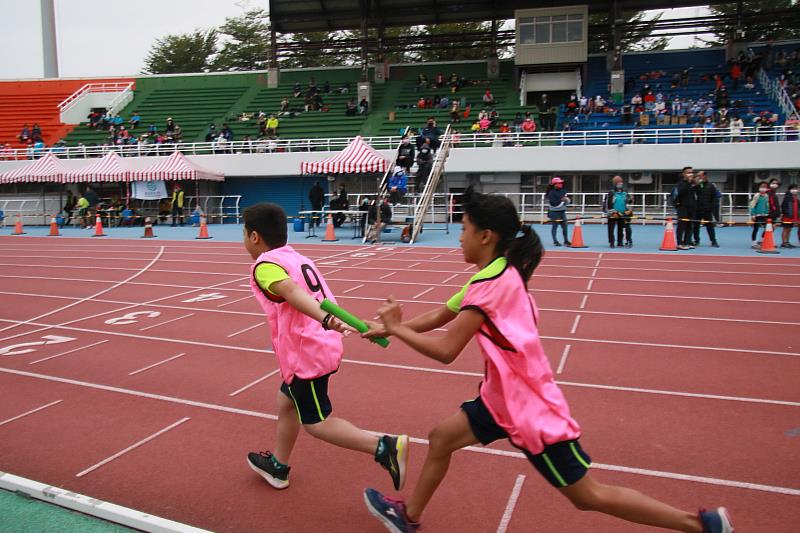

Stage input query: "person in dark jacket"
[
  {"left": 546, "top": 176, "right": 571, "bottom": 246},
  {"left": 675, "top": 167, "right": 697, "bottom": 250},
  {"left": 767, "top": 178, "right": 782, "bottom": 221},
  {"left": 308, "top": 180, "right": 325, "bottom": 227},
  {"left": 603, "top": 175, "right": 632, "bottom": 248},
  {"left": 415, "top": 139, "right": 434, "bottom": 193},
  {"left": 416, "top": 118, "right": 442, "bottom": 150},
  {"left": 781, "top": 184, "right": 799, "bottom": 248},
  {"left": 692, "top": 171, "right": 719, "bottom": 247},
  {"left": 396, "top": 137, "right": 415, "bottom": 172},
  {"left": 330, "top": 184, "right": 349, "bottom": 227}
]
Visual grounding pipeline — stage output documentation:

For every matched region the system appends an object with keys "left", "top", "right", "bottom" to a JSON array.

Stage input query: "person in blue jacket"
[
  {"left": 388, "top": 167, "right": 408, "bottom": 205},
  {"left": 546, "top": 176, "right": 571, "bottom": 246}
]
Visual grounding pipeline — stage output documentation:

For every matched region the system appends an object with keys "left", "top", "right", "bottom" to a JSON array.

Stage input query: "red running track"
[{"left": 0, "top": 237, "right": 798, "bottom": 532}]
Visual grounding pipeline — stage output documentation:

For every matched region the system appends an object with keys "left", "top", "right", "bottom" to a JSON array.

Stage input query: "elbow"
[{"left": 439, "top": 349, "right": 459, "bottom": 365}]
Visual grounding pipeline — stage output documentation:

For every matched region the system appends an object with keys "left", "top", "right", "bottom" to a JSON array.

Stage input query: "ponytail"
[{"left": 506, "top": 224, "right": 544, "bottom": 283}]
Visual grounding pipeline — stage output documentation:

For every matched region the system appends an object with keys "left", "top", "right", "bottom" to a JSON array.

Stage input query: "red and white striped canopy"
[
  {"left": 129, "top": 151, "right": 224, "bottom": 182},
  {"left": 300, "top": 136, "right": 388, "bottom": 175},
  {"left": 64, "top": 151, "right": 130, "bottom": 183},
  {"left": 0, "top": 152, "right": 71, "bottom": 184}
]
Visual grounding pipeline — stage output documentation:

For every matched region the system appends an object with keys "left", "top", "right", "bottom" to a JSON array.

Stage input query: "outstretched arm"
[
  {"left": 270, "top": 278, "right": 353, "bottom": 334},
  {"left": 362, "top": 303, "right": 457, "bottom": 339}
]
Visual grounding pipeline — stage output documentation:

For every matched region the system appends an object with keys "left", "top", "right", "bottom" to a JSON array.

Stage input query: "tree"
[
  {"left": 588, "top": 11, "right": 670, "bottom": 54},
  {"left": 142, "top": 30, "right": 217, "bottom": 74},
  {"left": 706, "top": 1, "right": 800, "bottom": 45},
  {"left": 213, "top": 8, "right": 271, "bottom": 71},
  {"left": 414, "top": 23, "right": 509, "bottom": 62},
  {"left": 278, "top": 31, "right": 353, "bottom": 69}
]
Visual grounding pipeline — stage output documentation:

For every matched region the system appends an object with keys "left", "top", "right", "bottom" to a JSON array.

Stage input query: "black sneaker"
[
  {"left": 609, "top": 243, "right": 615, "bottom": 248},
  {"left": 711, "top": 242, "right": 720, "bottom": 248},
  {"left": 616, "top": 241, "right": 624, "bottom": 247},
  {"left": 247, "top": 451, "right": 290, "bottom": 489},
  {"left": 375, "top": 435, "right": 409, "bottom": 490},
  {"left": 364, "top": 488, "right": 420, "bottom": 533},
  {"left": 553, "top": 241, "right": 562, "bottom": 247},
  {"left": 564, "top": 240, "right": 572, "bottom": 246}
]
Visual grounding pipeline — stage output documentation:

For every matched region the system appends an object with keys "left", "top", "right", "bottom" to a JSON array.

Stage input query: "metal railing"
[
  {"left": 759, "top": 67, "right": 800, "bottom": 121},
  {"left": 1, "top": 125, "right": 798, "bottom": 163},
  {"left": 57, "top": 82, "right": 135, "bottom": 114}
]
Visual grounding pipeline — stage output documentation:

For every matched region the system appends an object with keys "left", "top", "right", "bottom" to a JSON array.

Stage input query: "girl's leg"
[
  {"left": 405, "top": 410, "right": 479, "bottom": 522},
  {"left": 551, "top": 219, "right": 559, "bottom": 243},
  {"left": 303, "top": 417, "right": 379, "bottom": 454},
  {"left": 561, "top": 220, "right": 570, "bottom": 242},
  {"left": 751, "top": 221, "right": 759, "bottom": 242},
  {"left": 559, "top": 474, "right": 703, "bottom": 532},
  {"left": 274, "top": 390, "right": 301, "bottom": 465}
]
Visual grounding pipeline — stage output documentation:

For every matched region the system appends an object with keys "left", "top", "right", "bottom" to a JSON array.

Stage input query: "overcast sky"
[{"left": 0, "top": 1, "right": 711, "bottom": 80}]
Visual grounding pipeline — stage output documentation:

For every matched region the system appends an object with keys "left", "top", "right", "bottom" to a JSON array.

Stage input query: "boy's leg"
[
  {"left": 303, "top": 417, "right": 378, "bottom": 454},
  {"left": 274, "top": 388, "right": 301, "bottom": 464}
]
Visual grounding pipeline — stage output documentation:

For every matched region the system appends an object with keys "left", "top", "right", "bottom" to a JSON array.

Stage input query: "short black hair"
[{"left": 243, "top": 203, "right": 287, "bottom": 248}]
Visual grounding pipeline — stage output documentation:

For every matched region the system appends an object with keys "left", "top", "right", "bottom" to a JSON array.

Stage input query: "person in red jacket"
[{"left": 781, "top": 184, "right": 799, "bottom": 248}]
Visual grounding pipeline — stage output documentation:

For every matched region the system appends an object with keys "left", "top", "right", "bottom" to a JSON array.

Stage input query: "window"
[{"left": 518, "top": 13, "right": 583, "bottom": 45}]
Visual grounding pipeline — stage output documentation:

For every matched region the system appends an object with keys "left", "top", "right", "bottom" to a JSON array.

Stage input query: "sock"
[
  {"left": 270, "top": 454, "right": 288, "bottom": 470},
  {"left": 375, "top": 437, "right": 387, "bottom": 458}
]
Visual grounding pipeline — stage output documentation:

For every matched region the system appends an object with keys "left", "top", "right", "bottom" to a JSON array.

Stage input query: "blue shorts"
[
  {"left": 280, "top": 372, "right": 334, "bottom": 425},
  {"left": 461, "top": 395, "right": 591, "bottom": 488}
]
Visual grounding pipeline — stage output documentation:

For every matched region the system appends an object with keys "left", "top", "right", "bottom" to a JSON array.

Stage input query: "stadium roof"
[{"left": 269, "top": 0, "right": 710, "bottom": 33}]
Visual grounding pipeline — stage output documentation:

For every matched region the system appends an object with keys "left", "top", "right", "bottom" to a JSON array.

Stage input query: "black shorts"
[
  {"left": 461, "top": 396, "right": 591, "bottom": 488},
  {"left": 280, "top": 372, "right": 334, "bottom": 425}
]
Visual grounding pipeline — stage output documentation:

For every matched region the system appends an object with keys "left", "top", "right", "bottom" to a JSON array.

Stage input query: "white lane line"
[
  {"left": 586, "top": 279, "right": 594, "bottom": 291},
  {"left": 76, "top": 418, "right": 190, "bottom": 478},
  {"left": 228, "top": 368, "right": 281, "bottom": 397},
  {"left": 3, "top": 367, "right": 800, "bottom": 496},
  {"left": 227, "top": 321, "right": 265, "bottom": 338},
  {"left": 0, "top": 399, "right": 62, "bottom": 427},
  {"left": 409, "top": 262, "right": 421, "bottom": 268},
  {"left": 441, "top": 273, "right": 459, "bottom": 284},
  {"left": 379, "top": 271, "right": 396, "bottom": 280},
  {"left": 342, "top": 284, "right": 364, "bottom": 294},
  {"left": 579, "top": 294, "right": 588, "bottom": 309},
  {"left": 139, "top": 313, "right": 194, "bottom": 332},
  {"left": 28, "top": 340, "right": 109, "bottom": 366},
  {"left": 217, "top": 295, "right": 251, "bottom": 308},
  {"left": 591, "top": 268, "right": 597, "bottom": 277},
  {"left": 325, "top": 268, "right": 343, "bottom": 275},
  {"left": 239, "top": 284, "right": 250, "bottom": 288},
  {"left": 0, "top": 246, "right": 165, "bottom": 335},
  {"left": 431, "top": 255, "right": 441, "bottom": 260},
  {"left": 128, "top": 353, "right": 186, "bottom": 376},
  {"left": 496, "top": 474, "right": 526, "bottom": 533},
  {"left": 570, "top": 315, "right": 581, "bottom": 335},
  {"left": 413, "top": 287, "right": 435, "bottom": 300},
  {"left": 556, "top": 344, "right": 572, "bottom": 374}
]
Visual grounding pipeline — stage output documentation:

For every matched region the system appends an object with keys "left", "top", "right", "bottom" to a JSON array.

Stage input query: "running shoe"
[
  {"left": 699, "top": 507, "right": 734, "bottom": 533},
  {"left": 375, "top": 435, "right": 409, "bottom": 490},
  {"left": 247, "top": 451, "right": 290, "bottom": 489},
  {"left": 363, "top": 488, "right": 420, "bottom": 533}
]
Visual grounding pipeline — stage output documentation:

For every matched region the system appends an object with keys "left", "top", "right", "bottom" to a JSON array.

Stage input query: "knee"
[
  {"left": 566, "top": 484, "right": 605, "bottom": 512},
  {"left": 427, "top": 426, "right": 457, "bottom": 455}
]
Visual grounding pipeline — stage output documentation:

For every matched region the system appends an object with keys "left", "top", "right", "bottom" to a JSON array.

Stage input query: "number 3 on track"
[{"left": 0, "top": 335, "right": 76, "bottom": 356}]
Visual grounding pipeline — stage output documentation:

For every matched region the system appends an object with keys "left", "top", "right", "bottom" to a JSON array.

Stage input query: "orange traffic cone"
[
  {"left": 48, "top": 215, "right": 60, "bottom": 236},
  {"left": 659, "top": 217, "right": 678, "bottom": 251},
  {"left": 91, "top": 214, "right": 106, "bottom": 237},
  {"left": 569, "top": 216, "right": 588, "bottom": 248},
  {"left": 141, "top": 217, "right": 156, "bottom": 238},
  {"left": 322, "top": 214, "right": 338, "bottom": 242},
  {"left": 12, "top": 214, "right": 26, "bottom": 235},
  {"left": 196, "top": 216, "right": 212, "bottom": 239},
  {"left": 757, "top": 219, "right": 780, "bottom": 254}
]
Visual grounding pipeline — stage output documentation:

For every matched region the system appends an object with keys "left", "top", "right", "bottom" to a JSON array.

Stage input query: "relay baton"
[{"left": 320, "top": 299, "right": 390, "bottom": 348}]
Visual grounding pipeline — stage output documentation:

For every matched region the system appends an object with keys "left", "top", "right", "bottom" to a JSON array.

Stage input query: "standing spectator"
[
  {"left": 729, "top": 116, "right": 744, "bottom": 142},
  {"left": 129, "top": 112, "right": 140, "bottom": 129},
  {"left": 396, "top": 137, "right": 415, "bottom": 172},
  {"left": 84, "top": 185, "right": 99, "bottom": 211},
  {"left": 546, "top": 177, "right": 570, "bottom": 246},
  {"left": 76, "top": 193, "right": 91, "bottom": 228},
  {"left": 266, "top": 115, "right": 279, "bottom": 138},
  {"left": 780, "top": 184, "right": 799, "bottom": 248},
  {"left": 768, "top": 178, "right": 782, "bottom": 222},
  {"left": 359, "top": 97, "right": 369, "bottom": 115},
  {"left": 280, "top": 97, "right": 290, "bottom": 113},
  {"left": 693, "top": 171, "right": 720, "bottom": 248},
  {"left": 449, "top": 100, "right": 461, "bottom": 123},
  {"left": 62, "top": 190, "right": 77, "bottom": 227},
  {"left": 308, "top": 180, "right": 325, "bottom": 227},
  {"left": 539, "top": 94, "right": 553, "bottom": 130},
  {"left": 674, "top": 167, "right": 697, "bottom": 250},
  {"left": 170, "top": 183, "right": 185, "bottom": 226},
  {"left": 750, "top": 181, "right": 771, "bottom": 248},
  {"left": 331, "top": 184, "right": 349, "bottom": 227},
  {"left": 730, "top": 62, "right": 741, "bottom": 90},
  {"left": 603, "top": 176, "right": 632, "bottom": 248},
  {"left": 415, "top": 139, "right": 434, "bottom": 193},
  {"left": 18, "top": 124, "right": 31, "bottom": 143},
  {"left": 418, "top": 119, "right": 442, "bottom": 150},
  {"left": 388, "top": 167, "right": 408, "bottom": 205}
]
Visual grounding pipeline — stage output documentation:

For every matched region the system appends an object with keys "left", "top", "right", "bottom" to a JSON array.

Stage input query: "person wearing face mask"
[
  {"left": 780, "top": 184, "right": 799, "bottom": 248},
  {"left": 546, "top": 177, "right": 571, "bottom": 247},
  {"left": 396, "top": 136, "right": 415, "bottom": 173},
  {"left": 750, "top": 181, "right": 771, "bottom": 249},
  {"left": 603, "top": 175, "right": 633, "bottom": 248},
  {"left": 692, "top": 171, "right": 720, "bottom": 248},
  {"left": 767, "top": 178, "right": 782, "bottom": 222},
  {"left": 675, "top": 166, "right": 697, "bottom": 250}
]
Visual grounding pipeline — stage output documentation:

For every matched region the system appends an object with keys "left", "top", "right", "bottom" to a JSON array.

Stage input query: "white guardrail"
[
  {"left": 0, "top": 125, "right": 798, "bottom": 161},
  {"left": 57, "top": 82, "right": 135, "bottom": 115}
]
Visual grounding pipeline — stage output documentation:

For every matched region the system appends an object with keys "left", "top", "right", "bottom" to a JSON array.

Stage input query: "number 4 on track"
[{"left": 182, "top": 292, "right": 226, "bottom": 303}]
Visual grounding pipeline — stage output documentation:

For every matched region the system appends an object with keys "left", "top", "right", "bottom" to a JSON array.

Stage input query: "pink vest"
[
  {"left": 250, "top": 245, "right": 342, "bottom": 384},
  {"left": 463, "top": 264, "right": 581, "bottom": 454}
]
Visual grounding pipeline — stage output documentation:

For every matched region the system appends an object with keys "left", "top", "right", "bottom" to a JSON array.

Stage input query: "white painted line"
[
  {"left": 229, "top": 368, "right": 281, "bottom": 397},
  {"left": 441, "top": 273, "right": 459, "bottom": 284},
  {"left": 586, "top": 279, "right": 594, "bottom": 291},
  {"left": 379, "top": 271, "right": 396, "bottom": 280},
  {"left": 139, "top": 313, "right": 194, "bottom": 332},
  {"left": 431, "top": 255, "right": 441, "bottom": 260},
  {"left": 570, "top": 315, "right": 582, "bottom": 335},
  {"left": 591, "top": 268, "right": 597, "bottom": 277},
  {"left": 579, "top": 294, "right": 588, "bottom": 309},
  {"left": 28, "top": 340, "right": 110, "bottom": 366},
  {"left": 0, "top": 473, "right": 211, "bottom": 533},
  {"left": 351, "top": 260, "right": 371, "bottom": 267},
  {"left": 413, "top": 287, "right": 435, "bottom": 300},
  {"left": 556, "top": 345, "right": 572, "bottom": 374},
  {"left": 496, "top": 474, "right": 526, "bottom": 533},
  {"left": 342, "top": 283, "right": 364, "bottom": 294},
  {"left": 128, "top": 353, "right": 186, "bottom": 376},
  {"left": 0, "top": 399, "right": 62, "bottom": 427},
  {"left": 227, "top": 321, "right": 265, "bottom": 338},
  {"left": 0, "top": 246, "right": 166, "bottom": 335},
  {"left": 2, "top": 367, "right": 799, "bottom": 497},
  {"left": 409, "top": 262, "right": 422, "bottom": 268},
  {"left": 463, "top": 265, "right": 474, "bottom": 272},
  {"left": 76, "top": 418, "right": 190, "bottom": 478},
  {"left": 239, "top": 284, "right": 250, "bottom": 288},
  {"left": 217, "top": 295, "right": 251, "bottom": 308},
  {"left": 325, "top": 268, "right": 343, "bottom": 275}
]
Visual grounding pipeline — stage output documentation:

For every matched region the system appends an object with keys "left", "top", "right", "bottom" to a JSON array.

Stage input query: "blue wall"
[{"left": 222, "top": 176, "right": 317, "bottom": 217}]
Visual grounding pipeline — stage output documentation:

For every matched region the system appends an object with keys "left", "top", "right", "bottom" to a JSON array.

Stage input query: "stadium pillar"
[
  {"left": 488, "top": 19, "right": 499, "bottom": 79},
  {"left": 609, "top": 1, "right": 624, "bottom": 105},
  {"left": 41, "top": 0, "right": 59, "bottom": 78},
  {"left": 359, "top": 0, "right": 369, "bottom": 82},
  {"left": 268, "top": 27, "right": 279, "bottom": 88}
]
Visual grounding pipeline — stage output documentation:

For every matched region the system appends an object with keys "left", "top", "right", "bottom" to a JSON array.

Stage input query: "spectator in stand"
[
  {"left": 470, "top": 120, "right": 481, "bottom": 133},
  {"left": 221, "top": 123, "right": 234, "bottom": 142},
  {"left": 449, "top": 100, "right": 461, "bottom": 123},
  {"left": 730, "top": 62, "right": 742, "bottom": 90},
  {"left": 729, "top": 116, "right": 744, "bottom": 142},
  {"left": 522, "top": 116, "right": 536, "bottom": 133},
  {"left": 449, "top": 72, "right": 460, "bottom": 93},
  {"left": 675, "top": 166, "right": 697, "bottom": 250},
  {"left": 781, "top": 184, "right": 799, "bottom": 248},
  {"left": 388, "top": 167, "right": 408, "bottom": 204},
  {"left": 266, "top": 114, "right": 279, "bottom": 138},
  {"left": 396, "top": 136, "right": 415, "bottom": 172},
  {"left": 345, "top": 98, "right": 357, "bottom": 116},
  {"left": 680, "top": 67, "right": 690, "bottom": 86},
  {"left": 18, "top": 124, "right": 31, "bottom": 143},
  {"left": 603, "top": 175, "right": 632, "bottom": 248},
  {"left": 323, "top": 80, "right": 331, "bottom": 94},
  {"left": 292, "top": 81, "right": 302, "bottom": 98},
  {"left": 204, "top": 124, "right": 217, "bottom": 142},
  {"left": 129, "top": 112, "right": 140, "bottom": 129},
  {"left": 416, "top": 72, "right": 428, "bottom": 92},
  {"left": 418, "top": 118, "right": 442, "bottom": 150},
  {"left": 750, "top": 181, "right": 771, "bottom": 248},
  {"left": 415, "top": 138, "right": 434, "bottom": 192},
  {"left": 478, "top": 116, "right": 491, "bottom": 132},
  {"left": 546, "top": 177, "right": 570, "bottom": 246},
  {"left": 693, "top": 171, "right": 720, "bottom": 248},
  {"left": 359, "top": 97, "right": 369, "bottom": 115},
  {"left": 280, "top": 97, "right": 290, "bottom": 113},
  {"left": 482, "top": 89, "right": 495, "bottom": 106},
  {"left": 435, "top": 72, "right": 445, "bottom": 89},
  {"left": 309, "top": 180, "right": 325, "bottom": 227},
  {"left": 112, "top": 115, "right": 123, "bottom": 129}
]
